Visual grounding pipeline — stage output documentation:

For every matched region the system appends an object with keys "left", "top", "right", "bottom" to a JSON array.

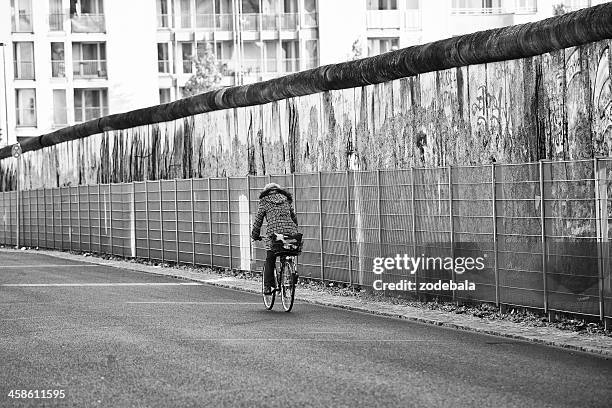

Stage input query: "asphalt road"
[{"left": 1, "top": 251, "right": 611, "bottom": 408}]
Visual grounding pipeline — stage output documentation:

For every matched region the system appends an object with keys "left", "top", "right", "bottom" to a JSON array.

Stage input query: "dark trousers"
[{"left": 264, "top": 250, "right": 277, "bottom": 288}]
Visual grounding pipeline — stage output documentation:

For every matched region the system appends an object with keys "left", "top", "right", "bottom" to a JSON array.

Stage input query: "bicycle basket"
[{"left": 269, "top": 233, "right": 303, "bottom": 256}]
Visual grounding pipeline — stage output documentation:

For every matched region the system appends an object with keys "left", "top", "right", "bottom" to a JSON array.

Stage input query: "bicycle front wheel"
[{"left": 280, "top": 260, "right": 296, "bottom": 312}]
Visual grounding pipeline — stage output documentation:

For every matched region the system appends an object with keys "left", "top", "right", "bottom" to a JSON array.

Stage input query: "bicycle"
[
  {"left": 257, "top": 233, "right": 302, "bottom": 312},
  {"left": 262, "top": 253, "right": 298, "bottom": 312}
]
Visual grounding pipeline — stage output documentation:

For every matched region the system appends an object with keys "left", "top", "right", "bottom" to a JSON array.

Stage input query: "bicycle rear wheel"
[
  {"left": 280, "top": 259, "right": 296, "bottom": 312},
  {"left": 262, "top": 271, "right": 275, "bottom": 310}
]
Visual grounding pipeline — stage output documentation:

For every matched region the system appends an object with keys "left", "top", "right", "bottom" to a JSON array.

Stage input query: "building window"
[
  {"left": 49, "top": 0, "right": 64, "bottom": 30},
  {"left": 515, "top": 0, "right": 537, "bottom": 13},
  {"left": 281, "top": 40, "right": 299, "bottom": 72},
  {"left": 367, "top": 0, "right": 397, "bottom": 10},
  {"left": 304, "top": 40, "right": 318, "bottom": 70},
  {"left": 367, "top": 38, "right": 399, "bottom": 56},
  {"left": 73, "top": 42, "right": 107, "bottom": 78},
  {"left": 13, "top": 42, "right": 35, "bottom": 80},
  {"left": 51, "top": 42, "right": 65, "bottom": 78},
  {"left": 74, "top": 88, "right": 108, "bottom": 122},
  {"left": 451, "top": 0, "right": 504, "bottom": 14},
  {"left": 15, "top": 89, "right": 37, "bottom": 127},
  {"left": 70, "top": 0, "right": 105, "bottom": 32},
  {"left": 181, "top": 42, "right": 193, "bottom": 73},
  {"left": 157, "top": 0, "right": 169, "bottom": 28},
  {"left": 158, "top": 43, "right": 170, "bottom": 73},
  {"left": 159, "top": 88, "right": 171, "bottom": 104},
  {"left": 180, "top": 0, "right": 192, "bottom": 28},
  {"left": 53, "top": 89, "right": 68, "bottom": 126},
  {"left": 303, "top": 0, "right": 318, "bottom": 28},
  {"left": 11, "top": 0, "right": 33, "bottom": 32}
]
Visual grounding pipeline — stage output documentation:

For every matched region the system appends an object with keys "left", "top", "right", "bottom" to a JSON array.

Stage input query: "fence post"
[
  {"left": 491, "top": 162, "right": 500, "bottom": 307},
  {"left": 108, "top": 184, "right": 113, "bottom": 256},
  {"left": 208, "top": 178, "right": 213, "bottom": 267},
  {"left": 98, "top": 184, "right": 101, "bottom": 253},
  {"left": 159, "top": 179, "right": 164, "bottom": 263},
  {"left": 376, "top": 170, "right": 383, "bottom": 259},
  {"left": 144, "top": 180, "right": 150, "bottom": 260},
  {"left": 175, "top": 179, "right": 180, "bottom": 264},
  {"left": 448, "top": 165, "right": 456, "bottom": 303},
  {"left": 16, "top": 160, "right": 20, "bottom": 248},
  {"left": 87, "top": 186, "right": 92, "bottom": 253},
  {"left": 226, "top": 177, "right": 233, "bottom": 270},
  {"left": 318, "top": 171, "right": 325, "bottom": 281},
  {"left": 346, "top": 170, "right": 353, "bottom": 286},
  {"left": 35, "top": 189, "right": 39, "bottom": 247},
  {"left": 42, "top": 189, "right": 46, "bottom": 248},
  {"left": 594, "top": 157, "right": 606, "bottom": 324},
  {"left": 59, "top": 187, "right": 63, "bottom": 251},
  {"left": 191, "top": 178, "right": 196, "bottom": 266},
  {"left": 411, "top": 167, "right": 418, "bottom": 298},
  {"left": 539, "top": 160, "right": 549, "bottom": 315},
  {"left": 77, "top": 186, "right": 82, "bottom": 252},
  {"left": 246, "top": 175, "right": 252, "bottom": 269}
]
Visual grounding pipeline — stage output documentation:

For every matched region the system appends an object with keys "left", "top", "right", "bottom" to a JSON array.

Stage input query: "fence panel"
[
  {"left": 193, "top": 178, "right": 212, "bottom": 266},
  {"left": 603, "top": 159, "right": 612, "bottom": 319},
  {"left": 452, "top": 165, "right": 496, "bottom": 303},
  {"left": 379, "top": 169, "right": 414, "bottom": 291},
  {"left": 160, "top": 180, "right": 178, "bottom": 263},
  {"left": 496, "top": 163, "right": 544, "bottom": 309},
  {"left": 320, "top": 172, "right": 350, "bottom": 283},
  {"left": 146, "top": 181, "right": 163, "bottom": 262},
  {"left": 544, "top": 160, "right": 600, "bottom": 316},
  {"left": 413, "top": 167, "right": 452, "bottom": 297},
  {"left": 294, "top": 173, "right": 322, "bottom": 280},
  {"left": 177, "top": 179, "right": 195, "bottom": 264},
  {"left": 210, "top": 178, "right": 230, "bottom": 268}
]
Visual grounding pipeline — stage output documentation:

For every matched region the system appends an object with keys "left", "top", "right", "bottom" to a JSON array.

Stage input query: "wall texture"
[{"left": 0, "top": 5, "right": 611, "bottom": 190}]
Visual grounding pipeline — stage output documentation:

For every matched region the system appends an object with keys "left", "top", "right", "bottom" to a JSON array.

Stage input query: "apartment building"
[
  {"left": 155, "top": 0, "right": 320, "bottom": 102},
  {"left": 0, "top": 0, "right": 159, "bottom": 145}
]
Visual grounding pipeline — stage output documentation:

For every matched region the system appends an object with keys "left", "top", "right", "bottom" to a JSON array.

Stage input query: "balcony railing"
[
  {"left": 182, "top": 60, "right": 193, "bottom": 74},
  {"left": 73, "top": 60, "right": 107, "bottom": 78},
  {"left": 158, "top": 13, "right": 170, "bottom": 28},
  {"left": 450, "top": 7, "right": 508, "bottom": 14},
  {"left": 240, "top": 14, "right": 259, "bottom": 31},
  {"left": 51, "top": 61, "right": 66, "bottom": 78},
  {"left": 14, "top": 62, "right": 35, "bottom": 80},
  {"left": 563, "top": 0, "right": 591, "bottom": 12},
  {"left": 366, "top": 10, "right": 421, "bottom": 30},
  {"left": 49, "top": 13, "right": 64, "bottom": 31},
  {"left": 217, "top": 14, "right": 233, "bottom": 30},
  {"left": 75, "top": 106, "right": 108, "bottom": 122},
  {"left": 16, "top": 108, "right": 36, "bottom": 127},
  {"left": 12, "top": 12, "right": 32, "bottom": 32},
  {"left": 280, "top": 13, "right": 298, "bottom": 30},
  {"left": 195, "top": 13, "right": 215, "bottom": 29},
  {"left": 261, "top": 15, "right": 277, "bottom": 30},
  {"left": 303, "top": 12, "right": 318, "bottom": 28},
  {"left": 281, "top": 58, "right": 299, "bottom": 73},
  {"left": 158, "top": 60, "right": 170, "bottom": 73},
  {"left": 71, "top": 14, "right": 106, "bottom": 33}
]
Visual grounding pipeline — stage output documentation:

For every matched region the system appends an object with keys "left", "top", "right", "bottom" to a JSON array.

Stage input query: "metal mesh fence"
[{"left": 1, "top": 159, "right": 611, "bottom": 321}]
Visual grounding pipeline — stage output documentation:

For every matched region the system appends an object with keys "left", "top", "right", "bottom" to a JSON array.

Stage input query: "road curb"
[{"left": 6, "top": 248, "right": 612, "bottom": 358}]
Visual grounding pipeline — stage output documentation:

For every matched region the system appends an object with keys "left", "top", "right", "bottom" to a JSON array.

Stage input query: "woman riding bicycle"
[{"left": 251, "top": 183, "right": 300, "bottom": 295}]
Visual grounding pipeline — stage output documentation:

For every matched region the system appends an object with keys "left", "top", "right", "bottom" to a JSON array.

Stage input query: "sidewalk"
[{"left": 12, "top": 248, "right": 612, "bottom": 357}]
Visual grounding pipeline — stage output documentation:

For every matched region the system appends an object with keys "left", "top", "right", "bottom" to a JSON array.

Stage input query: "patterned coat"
[{"left": 251, "top": 187, "right": 299, "bottom": 250}]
